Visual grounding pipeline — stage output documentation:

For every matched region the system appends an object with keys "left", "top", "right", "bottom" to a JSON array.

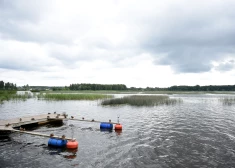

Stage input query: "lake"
[{"left": 1, "top": 94, "right": 235, "bottom": 168}]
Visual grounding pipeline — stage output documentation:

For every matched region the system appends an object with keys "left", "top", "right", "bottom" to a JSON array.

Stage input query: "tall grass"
[
  {"left": 12, "top": 92, "right": 33, "bottom": 100},
  {"left": 0, "top": 91, "right": 33, "bottom": 102},
  {"left": 40, "top": 93, "right": 113, "bottom": 100},
  {"left": 0, "top": 90, "right": 17, "bottom": 102},
  {"left": 219, "top": 97, "right": 235, "bottom": 105},
  {"left": 101, "top": 95, "right": 182, "bottom": 106}
]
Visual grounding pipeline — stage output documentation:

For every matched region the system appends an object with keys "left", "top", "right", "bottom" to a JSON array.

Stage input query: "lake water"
[{"left": 1, "top": 94, "right": 235, "bottom": 168}]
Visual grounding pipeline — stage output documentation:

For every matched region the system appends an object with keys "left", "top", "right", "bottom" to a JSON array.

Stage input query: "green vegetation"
[
  {"left": 101, "top": 95, "right": 182, "bottom": 106},
  {"left": 68, "top": 83, "right": 235, "bottom": 92},
  {"left": 0, "top": 90, "right": 17, "bottom": 102},
  {"left": 0, "top": 91, "right": 32, "bottom": 102},
  {"left": 30, "top": 89, "right": 41, "bottom": 92},
  {"left": 0, "top": 80, "right": 17, "bottom": 90},
  {"left": 142, "top": 85, "right": 235, "bottom": 92},
  {"left": 12, "top": 92, "right": 33, "bottom": 100},
  {"left": 0, "top": 80, "right": 18, "bottom": 102},
  {"left": 41, "top": 90, "right": 235, "bottom": 95},
  {"left": 42, "top": 90, "right": 136, "bottom": 94},
  {"left": 39, "top": 93, "right": 114, "bottom": 100},
  {"left": 219, "top": 97, "right": 235, "bottom": 105},
  {"left": 26, "top": 83, "right": 235, "bottom": 93},
  {"left": 69, "top": 83, "right": 127, "bottom": 91}
]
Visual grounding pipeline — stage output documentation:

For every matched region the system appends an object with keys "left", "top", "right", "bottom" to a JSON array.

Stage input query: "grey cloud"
[
  {"left": 0, "top": 61, "right": 40, "bottom": 71},
  {"left": 2, "top": 0, "right": 235, "bottom": 74},
  {"left": 0, "top": 0, "right": 72, "bottom": 44},
  {"left": 0, "top": 60, "right": 53, "bottom": 72},
  {"left": 154, "top": 47, "right": 223, "bottom": 73},
  {"left": 0, "top": 21, "right": 72, "bottom": 44},
  {"left": 215, "top": 60, "right": 235, "bottom": 71},
  {"left": 136, "top": 1, "right": 235, "bottom": 73},
  {"left": 0, "top": 0, "right": 41, "bottom": 22}
]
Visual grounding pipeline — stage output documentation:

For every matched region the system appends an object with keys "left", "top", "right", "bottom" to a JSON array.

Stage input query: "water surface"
[{"left": 1, "top": 94, "right": 235, "bottom": 168}]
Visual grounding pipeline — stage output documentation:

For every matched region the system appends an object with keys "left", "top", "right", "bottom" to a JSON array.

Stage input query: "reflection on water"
[
  {"left": 63, "top": 148, "right": 78, "bottom": 159},
  {"left": 47, "top": 146, "right": 78, "bottom": 159},
  {"left": 115, "top": 129, "right": 122, "bottom": 135},
  {"left": 1, "top": 94, "right": 235, "bottom": 167}
]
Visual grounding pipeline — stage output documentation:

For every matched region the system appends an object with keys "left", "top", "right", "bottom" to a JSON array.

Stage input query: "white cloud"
[{"left": 1, "top": 0, "right": 235, "bottom": 87}]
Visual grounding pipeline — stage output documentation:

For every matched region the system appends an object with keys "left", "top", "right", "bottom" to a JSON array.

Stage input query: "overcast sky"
[{"left": 1, "top": 0, "right": 235, "bottom": 88}]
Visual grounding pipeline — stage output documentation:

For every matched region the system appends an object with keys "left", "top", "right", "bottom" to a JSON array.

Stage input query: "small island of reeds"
[
  {"left": 0, "top": 90, "right": 17, "bottom": 102},
  {"left": 39, "top": 93, "right": 113, "bottom": 100},
  {"left": 0, "top": 91, "right": 32, "bottom": 102},
  {"left": 101, "top": 95, "right": 182, "bottom": 106},
  {"left": 219, "top": 97, "right": 235, "bottom": 105}
]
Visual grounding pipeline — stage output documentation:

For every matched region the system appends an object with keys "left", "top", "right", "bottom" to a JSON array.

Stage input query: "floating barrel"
[
  {"left": 115, "top": 124, "right": 122, "bottom": 130},
  {"left": 100, "top": 122, "right": 113, "bottom": 130},
  {"left": 48, "top": 138, "right": 67, "bottom": 147},
  {"left": 66, "top": 140, "right": 79, "bottom": 149}
]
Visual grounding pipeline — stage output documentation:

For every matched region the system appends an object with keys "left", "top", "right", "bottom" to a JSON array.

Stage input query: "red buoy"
[
  {"left": 66, "top": 140, "right": 78, "bottom": 149},
  {"left": 115, "top": 124, "right": 122, "bottom": 130}
]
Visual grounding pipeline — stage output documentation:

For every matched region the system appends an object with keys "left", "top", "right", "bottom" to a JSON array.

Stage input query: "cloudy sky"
[{"left": 1, "top": 0, "right": 235, "bottom": 88}]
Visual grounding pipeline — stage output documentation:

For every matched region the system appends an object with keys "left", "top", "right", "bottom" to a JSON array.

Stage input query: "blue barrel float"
[
  {"left": 48, "top": 138, "right": 67, "bottom": 147},
  {"left": 100, "top": 122, "right": 113, "bottom": 130}
]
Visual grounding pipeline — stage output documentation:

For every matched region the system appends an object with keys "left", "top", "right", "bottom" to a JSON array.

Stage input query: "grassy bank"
[
  {"left": 101, "top": 95, "right": 182, "bottom": 106},
  {"left": 39, "top": 93, "right": 113, "bottom": 100},
  {"left": 41, "top": 90, "right": 235, "bottom": 95},
  {"left": 41, "top": 90, "right": 138, "bottom": 94}
]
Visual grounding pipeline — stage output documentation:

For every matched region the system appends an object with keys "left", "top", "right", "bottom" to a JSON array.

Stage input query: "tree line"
[
  {"left": 69, "top": 83, "right": 127, "bottom": 90},
  {"left": 68, "top": 83, "right": 235, "bottom": 91},
  {"left": 142, "top": 85, "right": 235, "bottom": 91},
  {"left": 0, "top": 80, "right": 17, "bottom": 90},
  {"left": 2, "top": 80, "right": 234, "bottom": 91}
]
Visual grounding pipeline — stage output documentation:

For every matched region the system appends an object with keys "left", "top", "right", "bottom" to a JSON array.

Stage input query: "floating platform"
[
  {"left": 0, "top": 113, "right": 66, "bottom": 137},
  {"left": 0, "top": 113, "right": 122, "bottom": 138},
  {"left": 0, "top": 113, "right": 63, "bottom": 130},
  {"left": 0, "top": 113, "right": 122, "bottom": 149}
]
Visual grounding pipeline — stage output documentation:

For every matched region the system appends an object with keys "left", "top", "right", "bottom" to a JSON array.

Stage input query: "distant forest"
[
  {"left": 0, "top": 80, "right": 17, "bottom": 90},
  {"left": 69, "top": 83, "right": 235, "bottom": 91},
  {"left": 2, "top": 80, "right": 235, "bottom": 91},
  {"left": 69, "top": 83, "right": 127, "bottom": 90},
  {"left": 144, "top": 85, "right": 235, "bottom": 91}
]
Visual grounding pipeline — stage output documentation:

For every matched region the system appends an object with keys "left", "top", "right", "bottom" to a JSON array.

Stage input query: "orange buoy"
[
  {"left": 66, "top": 140, "right": 78, "bottom": 149},
  {"left": 115, "top": 124, "right": 122, "bottom": 130}
]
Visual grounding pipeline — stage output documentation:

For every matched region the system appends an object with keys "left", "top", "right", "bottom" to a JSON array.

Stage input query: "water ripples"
[{"left": 1, "top": 94, "right": 235, "bottom": 167}]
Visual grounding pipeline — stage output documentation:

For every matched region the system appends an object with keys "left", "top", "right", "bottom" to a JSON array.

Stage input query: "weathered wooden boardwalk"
[
  {"left": 0, "top": 113, "right": 119, "bottom": 130},
  {"left": 0, "top": 113, "right": 73, "bottom": 139},
  {"left": 0, "top": 113, "right": 120, "bottom": 139},
  {"left": 0, "top": 113, "right": 63, "bottom": 131}
]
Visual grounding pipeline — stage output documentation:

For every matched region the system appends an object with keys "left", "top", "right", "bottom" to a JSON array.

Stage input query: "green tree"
[{"left": 0, "top": 81, "right": 4, "bottom": 89}]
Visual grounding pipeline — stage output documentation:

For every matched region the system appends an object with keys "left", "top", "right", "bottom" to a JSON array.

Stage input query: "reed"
[
  {"left": 101, "top": 95, "right": 182, "bottom": 106},
  {"left": 40, "top": 93, "right": 113, "bottom": 100},
  {"left": 219, "top": 97, "right": 235, "bottom": 105},
  {"left": 0, "top": 91, "right": 34, "bottom": 102},
  {"left": 0, "top": 90, "right": 17, "bottom": 102},
  {"left": 11, "top": 92, "right": 33, "bottom": 100}
]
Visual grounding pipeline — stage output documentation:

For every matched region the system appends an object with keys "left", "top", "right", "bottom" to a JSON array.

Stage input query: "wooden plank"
[
  {"left": 56, "top": 118, "right": 120, "bottom": 125},
  {"left": 12, "top": 129, "right": 74, "bottom": 140},
  {"left": 0, "top": 113, "right": 58, "bottom": 126},
  {"left": 0, "top": 113, "right": 64, "bottom": 131}
]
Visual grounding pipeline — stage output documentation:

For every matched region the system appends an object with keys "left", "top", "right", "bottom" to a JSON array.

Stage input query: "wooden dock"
[
  {"left": 0, "top": 113, "right": 64, "bottom": 131},
  {"left": 0, "top": 113, "right": 72, "bottom": 139},
  {"left": 0, "top": 113, "right": 120, "bottom": 139}
]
